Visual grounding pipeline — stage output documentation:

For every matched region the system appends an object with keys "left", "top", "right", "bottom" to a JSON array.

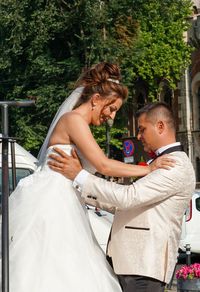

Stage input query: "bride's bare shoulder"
[{"left": 60, "top": 111, "right": 88, "bottom": 126}]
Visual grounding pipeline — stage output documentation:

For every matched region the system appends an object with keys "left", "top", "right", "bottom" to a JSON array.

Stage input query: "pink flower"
[{"left": 176, "top": 263, "right": 200, "bottom": 280}]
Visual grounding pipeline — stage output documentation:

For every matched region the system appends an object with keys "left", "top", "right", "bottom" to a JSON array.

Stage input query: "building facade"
[{"left": 178, "top": 1, "right": 200, "bottom": 185}]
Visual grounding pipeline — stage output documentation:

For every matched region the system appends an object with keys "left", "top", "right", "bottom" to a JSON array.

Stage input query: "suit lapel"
[
  {"left": 157, "top": 145, "right": 184, "bottom": 157},
  {"left": 149, "top": 145, "right": 184, "bottom": 164}
]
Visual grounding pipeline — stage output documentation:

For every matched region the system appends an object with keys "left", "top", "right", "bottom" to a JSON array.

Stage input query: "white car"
[
  {"left": 179, "top": 189, "right": 200, "bottom": 254},
  {"left": 0, "top": 140, "right": 38, "bottom": 206},
  {"left": 87, "top": 205, "right": 113, "bottom": 253}
]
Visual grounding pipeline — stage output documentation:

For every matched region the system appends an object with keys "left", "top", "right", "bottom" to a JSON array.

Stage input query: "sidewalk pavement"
[
  {"left": 165, "top": 270, "right": 177, "bottom": 292},
  {"left": 165, "top": 284, "right": 176, "bottom": 292}
]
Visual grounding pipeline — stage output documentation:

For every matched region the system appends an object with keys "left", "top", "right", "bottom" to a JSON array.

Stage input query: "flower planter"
[{"left": 177, "top": 278, "right": 200, "bottom": 291}]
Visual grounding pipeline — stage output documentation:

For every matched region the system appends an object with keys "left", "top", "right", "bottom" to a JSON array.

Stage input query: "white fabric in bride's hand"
[{"left": 9, "top": 144, "right": 122, "bottom": 292}]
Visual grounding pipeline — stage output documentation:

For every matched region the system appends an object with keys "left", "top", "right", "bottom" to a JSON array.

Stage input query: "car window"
[
  {"left": 196, "top": 197, "right": 200, "bottom": 212},
  {"left": 0, "top": 168, "right": 33, "bottom": 204}
]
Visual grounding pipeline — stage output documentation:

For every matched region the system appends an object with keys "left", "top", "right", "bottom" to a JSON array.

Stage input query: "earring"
[{"left": 92, "top": 104, "right": 96, "bottom": 110}]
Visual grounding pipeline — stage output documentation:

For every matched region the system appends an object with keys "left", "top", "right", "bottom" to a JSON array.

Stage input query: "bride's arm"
[{"left": 51, "top": 114, "right": 174, "bottom": 178}]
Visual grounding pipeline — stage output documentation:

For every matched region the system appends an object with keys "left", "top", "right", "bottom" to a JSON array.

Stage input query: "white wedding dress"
[{"left": 9, "top": 144, "right": 122, "bottom": 292}]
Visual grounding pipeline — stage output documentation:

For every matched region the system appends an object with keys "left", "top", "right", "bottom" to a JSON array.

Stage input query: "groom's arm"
[{"left": 48, "top": 147, "right": 190, "bottom": 211}]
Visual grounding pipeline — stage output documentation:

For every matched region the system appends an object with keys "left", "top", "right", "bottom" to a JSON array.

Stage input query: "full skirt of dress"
[{"left": 8, "top": 145, "right": 122, "bottom": 292}]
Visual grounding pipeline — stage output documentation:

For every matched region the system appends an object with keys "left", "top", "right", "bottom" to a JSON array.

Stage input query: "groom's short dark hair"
[{"left": 136, "top": 102, "right": 176, "bottom": 131}]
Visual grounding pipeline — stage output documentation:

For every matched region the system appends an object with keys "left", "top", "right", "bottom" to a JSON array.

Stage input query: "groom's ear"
[{"left": 156, "top": 120, "right": 165, "bottom": 134}]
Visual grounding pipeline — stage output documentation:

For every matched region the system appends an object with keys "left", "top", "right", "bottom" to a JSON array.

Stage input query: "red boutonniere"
[{"left": 137, "top": 161, "right": 148, "bottom": 166}]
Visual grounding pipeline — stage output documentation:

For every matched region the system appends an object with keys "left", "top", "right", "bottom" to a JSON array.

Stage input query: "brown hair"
[{"left": 74, "top": 62, "right": 128, "bottom": 108}]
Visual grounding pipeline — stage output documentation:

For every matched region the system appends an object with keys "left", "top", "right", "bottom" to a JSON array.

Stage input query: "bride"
[{"left": 9, "top": 62, "right": 173, "bottom": 292}]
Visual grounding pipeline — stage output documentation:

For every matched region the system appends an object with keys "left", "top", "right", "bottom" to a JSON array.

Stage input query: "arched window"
[
  {"left": 137, "top": 93, "right": 146, "bottom": 110},
  {"left": 163, "top": 87, "right": 173, "bottom": 107},
  {"left": 158, "top": 80, "right": 173, "bottom": 107}
]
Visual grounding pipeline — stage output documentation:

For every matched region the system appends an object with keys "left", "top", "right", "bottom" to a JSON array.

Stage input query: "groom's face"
[{"left": 137, "top": 113, "right": 158, "bottom": 152}]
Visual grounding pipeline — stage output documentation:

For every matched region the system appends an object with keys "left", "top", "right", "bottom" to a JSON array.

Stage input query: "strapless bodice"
[{"left": 41, "top": 144, "right": 96, "bottom": 175}]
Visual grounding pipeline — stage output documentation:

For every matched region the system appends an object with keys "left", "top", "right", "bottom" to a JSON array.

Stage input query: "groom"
[{"left": 48, "top": 102, "right": 195, "bottom": 292}]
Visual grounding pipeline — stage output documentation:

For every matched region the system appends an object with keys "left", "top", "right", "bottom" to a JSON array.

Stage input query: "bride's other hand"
[
  {"left": 48, "top": 147, "right": 82, "bottom": 180},
  {"left": 149, "top": 155, "right": 176, "bottom": 172}
]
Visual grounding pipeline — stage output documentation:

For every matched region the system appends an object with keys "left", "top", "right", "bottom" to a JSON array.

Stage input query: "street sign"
[
  {"left": 123, "top": 139, "right": 134, "bottom": 157},
  {"left": 122, "top": 137, "right": 150, "bottom": 165}
]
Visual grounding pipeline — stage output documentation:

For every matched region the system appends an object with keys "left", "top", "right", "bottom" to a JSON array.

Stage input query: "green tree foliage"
[
  {"left": 123, "top": 0, "right": 193, "bottom": 98},
  {"left": 0, "top": 0, "right": 193, "bottom": 155}
]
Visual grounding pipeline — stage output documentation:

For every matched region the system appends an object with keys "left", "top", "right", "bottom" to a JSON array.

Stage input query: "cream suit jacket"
[{"left": 81, "top": 152, "right": 196, "bottom": 283}]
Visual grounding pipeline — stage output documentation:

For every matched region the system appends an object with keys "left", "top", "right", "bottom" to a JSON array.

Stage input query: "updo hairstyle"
[{"left": 73, "top": 62, "right": 128, "bottom": 108}]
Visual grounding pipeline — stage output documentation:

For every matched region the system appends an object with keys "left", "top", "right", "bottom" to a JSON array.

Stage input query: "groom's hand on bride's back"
[{"left": 48, "top": 147, "right": 82, "bottom": 180}]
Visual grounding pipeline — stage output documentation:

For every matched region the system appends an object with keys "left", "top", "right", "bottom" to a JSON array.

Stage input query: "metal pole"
[
  {"left": 2, "top": 104, "right": 9, "bottom": 136},
  {"left": 0, "top": 100, "right": 35, "bottom": 292},
  {"left": 10, "top": 140, "right": 17, "bottom": 191},
  {"left": 1, "top": 104, "right": 10, "bottom": 292},
  {"left": 106, "top": 123, "right": 110, "bottom": 158},
  {"left": 185, "top": 243, "right": 191, "bottom": 266},
  {"left": 105, "top": 118, "right": 113, "bottom": 158}
]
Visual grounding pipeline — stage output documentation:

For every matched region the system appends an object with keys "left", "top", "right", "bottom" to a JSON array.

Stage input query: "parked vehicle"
[
  {"left": 87, "top": 205, "right": 113, "bottom": 253},
  {"left": 0, "top": 140, "right": 38, "bottom": 208},
  {"left": 179, "top": 189, "right": 200, "bottom": 254}
]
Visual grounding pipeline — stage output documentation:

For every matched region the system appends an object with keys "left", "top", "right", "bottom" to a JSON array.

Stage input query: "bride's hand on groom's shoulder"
[
  {"left": 48, "top": 147, "right": 83, "bottom": 180},
  {"left": 149, "top": 155, "right": 176, "bottom": 172}
]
